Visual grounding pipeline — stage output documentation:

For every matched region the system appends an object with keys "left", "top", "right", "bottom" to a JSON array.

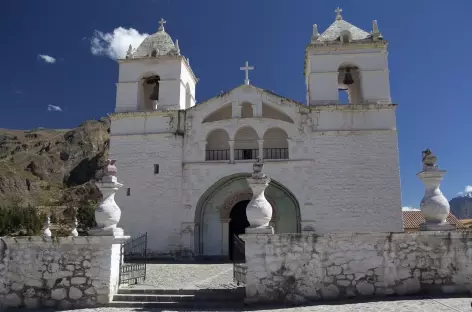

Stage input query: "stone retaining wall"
[
  {"left": 0, "top": 236, "right": 126, "bottom": 309},
  {"left": 241, "top": 231, "right": 472, "bottom": 304}
]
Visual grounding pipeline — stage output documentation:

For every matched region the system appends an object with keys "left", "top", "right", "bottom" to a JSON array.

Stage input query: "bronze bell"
[{"left": 343, "top": 68, "right": 354, "bottom": 85}]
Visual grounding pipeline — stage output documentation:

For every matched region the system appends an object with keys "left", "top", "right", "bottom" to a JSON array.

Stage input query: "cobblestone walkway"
[
  {"left": 9, "top": 297, "right": 472, "bottom": 311},
  {"left": 127, "top": 263, "right": 239, "bottom": 289}
]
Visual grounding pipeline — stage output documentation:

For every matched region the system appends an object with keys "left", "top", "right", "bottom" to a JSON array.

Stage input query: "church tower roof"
[
  {"left": 132, "top": 18, "right": 180, "bottom": 58},
  {"left": 315, "top": 7, "right": 372, "bottom": 42}
]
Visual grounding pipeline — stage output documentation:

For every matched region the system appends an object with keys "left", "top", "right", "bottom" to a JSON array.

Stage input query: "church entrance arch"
[{"left": 194, "top": 173, "right": 300, "bottom": 259}]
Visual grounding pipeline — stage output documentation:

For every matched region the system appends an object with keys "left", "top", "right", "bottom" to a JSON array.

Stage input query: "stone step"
[
  {"left": 108, "top": 300, "right": 245, "bottom": 309},
  {"left": 113, "top": 293, "right": 243, "bottom": 302},
  {"left": 118, "top": 287, "right": 245, "bottom": 296}
]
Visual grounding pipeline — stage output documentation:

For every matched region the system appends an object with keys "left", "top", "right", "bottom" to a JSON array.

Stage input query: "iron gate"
[
  {"left": 232, "top": 234, "right": 247, "bottom": 285},
  {"left": 119, "top": 232, "right": 148, "bottom": 286}
]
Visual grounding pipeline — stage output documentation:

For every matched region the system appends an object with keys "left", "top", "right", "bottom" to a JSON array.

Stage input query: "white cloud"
[
  {"left": 90, "top": 27, "right": 148, "bottom": 60},
  {"left": 457, "top": 185, "right": 472, "bottom": 196},
  {"left": 402, "top": 206, "right": 420, "bottom": 211},
  {"left": 47, "top": 104, "right": 62, "bottom": 112},
  {"left": 38, "top": 54, "right": 56, "bottom": 64}
]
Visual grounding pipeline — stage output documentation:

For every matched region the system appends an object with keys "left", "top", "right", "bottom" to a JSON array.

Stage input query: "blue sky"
[{"left": 1, "top": 0, "right": 471, "bottom": 208}]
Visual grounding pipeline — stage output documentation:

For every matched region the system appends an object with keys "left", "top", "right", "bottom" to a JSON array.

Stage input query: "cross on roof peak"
[
  {"left": 240, "top": 61, "right": 254, "bottom": 85},
  {"left": 158, "top": 18, "right": 166, "bottom": 31},
  {"left": 335, "top": 7, "right": 343, "bottom": 20}
]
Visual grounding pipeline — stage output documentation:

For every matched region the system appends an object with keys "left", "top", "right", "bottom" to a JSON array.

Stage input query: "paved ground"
[
  {"left": 130, "top": 263, "right": 240, "bottom": 289},
  {"left": 8, "top": 297, "right": 472, "bottom": 311}
]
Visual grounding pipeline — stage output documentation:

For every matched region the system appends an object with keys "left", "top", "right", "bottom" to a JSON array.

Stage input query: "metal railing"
[
  {"left": 205, "top": 149, "right": 230, "bottom": 161},
  {"left": 119, "top": 232, "right": 148, "bottom": 286},
  {"left": 234, "top": 149, "right": 259, "bottom": 160},
  {"left": 232, "top": 234, "right": 246, "bottom": 285},
  {"left": 205, "top": 147, "right": 289, "bottom": 161},
  {"left": 263, "top": 148, "right": 289, "bottom": 160}
]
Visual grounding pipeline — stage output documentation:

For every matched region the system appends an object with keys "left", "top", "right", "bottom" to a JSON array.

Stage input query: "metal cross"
[
  {"left": 240, "top": 61, "right": 254, "bottom": 85},
  {"left": 335, "top": 7, "right": 343, "bottom": 20},
  {"left": 158, "top": 18, "right": 166, "bottom": 30}
]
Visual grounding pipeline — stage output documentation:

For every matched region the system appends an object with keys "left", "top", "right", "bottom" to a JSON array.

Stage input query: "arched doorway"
[
  {"left": 194, "top": 173, "right": 301, "bottom": 259},
  {"left": 228, "top": 200, "right": 250, "bottom": 260}
]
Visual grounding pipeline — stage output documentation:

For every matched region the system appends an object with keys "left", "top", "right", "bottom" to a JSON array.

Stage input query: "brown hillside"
[{"left": 0, "top": 118, "right": 110, "bottom": 208}]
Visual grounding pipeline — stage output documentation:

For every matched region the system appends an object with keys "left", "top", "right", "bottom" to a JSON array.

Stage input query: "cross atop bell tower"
[
  {"left": 158, "top": 18, "right": 166, "bottom": 31},
  {"left": 335, "top": 7, "right": 343, "bottom": 20}
]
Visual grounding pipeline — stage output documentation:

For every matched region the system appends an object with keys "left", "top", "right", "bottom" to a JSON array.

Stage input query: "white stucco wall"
[
  {"left": 109, "top": 86, "right": 402, "bottom": 257},
  {"left": 241, "top": 232, "right": 472, "bottom": 304}
]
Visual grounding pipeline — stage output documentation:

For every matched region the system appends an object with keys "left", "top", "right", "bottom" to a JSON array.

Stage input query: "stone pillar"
[
  {"left": 286, "top": 138, "right": 293, "bottom": 159},
  {"left": 257, "top": 139, "right": 264, "bottom": 160},
  {"left": 229, "top": 140, "right": 235, "bottom": 163},
  {"left": 245, "top": 158, "right": 274, "bottom": 234},
  {"left": 89, "top": 160, "right": 125, "bottom": 237},
  {"left": 89, "top": 159, "right": 129, "bottom": 305},
  {"left": 221, "top": 218, "right": 230, "bottom": 256},
  {"left": 417, "top": 149, "right": 455, "bottom": 231}
]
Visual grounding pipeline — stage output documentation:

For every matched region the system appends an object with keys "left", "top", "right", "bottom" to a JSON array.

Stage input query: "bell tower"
[
  {"left": 115, "top": 18, "right": 197, "bottom": 112},
  {"left": 305, "top": 8, "right": 391, "bottom": 106}
]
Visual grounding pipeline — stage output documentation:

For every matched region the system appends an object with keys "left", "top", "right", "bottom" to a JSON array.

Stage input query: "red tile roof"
[{"left": 403, "top": 211, "right": 466, "bottom": 230}]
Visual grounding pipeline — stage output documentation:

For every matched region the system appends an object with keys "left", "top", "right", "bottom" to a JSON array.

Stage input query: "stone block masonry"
[
  {"left": 0, "top": 236, "right": 127, "bottom": 309},
  {"left": 241, "top": 231, "right": 472, "bottom": 304}
]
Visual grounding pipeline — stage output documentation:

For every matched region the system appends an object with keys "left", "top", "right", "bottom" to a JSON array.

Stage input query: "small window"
[
  {"left": 154, "top": 164, "right": 159, "bottom": 174},
  {"left": 126, "top": 188, "right": 131, "bottom": 196}
]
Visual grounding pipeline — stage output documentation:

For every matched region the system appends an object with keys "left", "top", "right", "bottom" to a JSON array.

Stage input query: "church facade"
[{"left": 109, "top": 9, "right": 403, "bottom": 259}]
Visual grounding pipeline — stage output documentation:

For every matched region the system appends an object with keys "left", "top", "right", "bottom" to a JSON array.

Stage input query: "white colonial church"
[{"left": 109, "top": 8, "right": 403, "bottom": 259}]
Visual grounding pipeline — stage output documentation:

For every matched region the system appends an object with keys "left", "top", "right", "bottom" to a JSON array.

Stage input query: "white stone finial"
[
  {"left": 43, "top": 215, "right": 51, "bottom": 238},
  {"left": 158, "top": 18, "right": 166, "bottom": 31},
  {"left": 372, "top": 20, "right": 380, "bottom": 34},
  {"left": 175, "top": 39, "right": 180, "bottom": 55},
  {"left": 417, "top": 149, "right": 455, "bottom": 231},
  {"left": 89, "top": 159, "right": 125, "bottom": 236},
  {"left": 245, "top": 158, "right": 273, "bottom": 232},
  {"left": 70, "top": 217, "right": 78, "bottom": 237},
  {"left": 335, "top": 7, "right": 343, "bottom": 20},
  {"left": 126, "top": 44, "right": 133, "bottom": 59},
  {"left": 371, "top": 20, "right": 382, "bottom": 40},
  {"left": 240, "top": 61, "right": 254, "bottom": 85},
  {"left": 312, "top": 24, "right": 319, "bottom": 41}
]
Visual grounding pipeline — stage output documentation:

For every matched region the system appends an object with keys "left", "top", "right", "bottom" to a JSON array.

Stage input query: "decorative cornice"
[
  {"left": 109, "top": 110, "right": 179, "bottom": 120},
  {"left": 311, "top": 129, "right": 396, "bottom": 136},
  {"left": 310, "top": 103, "right": 397, "bottom": 111},
  {"left": 307, "top": 40, "right": 388, "bottom": 51}
]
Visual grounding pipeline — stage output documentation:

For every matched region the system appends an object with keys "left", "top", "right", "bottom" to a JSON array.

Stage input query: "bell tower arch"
[
  {"left": 305, "top": 8, "right": 391, "bottom": 106},
  {"left": 115, "top": 18, "right": 197, "bottom": 112}
]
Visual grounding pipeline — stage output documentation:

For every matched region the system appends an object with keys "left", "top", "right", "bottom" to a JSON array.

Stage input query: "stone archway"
[{"left": 194, "top": 173, "right": 300, "bottom": 259}]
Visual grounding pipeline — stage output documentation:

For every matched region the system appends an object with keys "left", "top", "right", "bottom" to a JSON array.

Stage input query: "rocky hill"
[
  {"left": 449, "top": 192, "right": 472, "bottom": 220},
  {"left": 0, "top": 118, "right": 110, "bottom": 209}
]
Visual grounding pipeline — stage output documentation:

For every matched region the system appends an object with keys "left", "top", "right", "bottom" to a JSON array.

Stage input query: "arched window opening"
[
  {"left": 240, "top": 102, "right": 254, "bottom": 118},
  {"left": 337, "top": 64, "right": 362, "bottom": 104},
  {"left": 141, "top": 75, "right": 160, "bottom": 110},
  {"left": 206, "top": 129, "right": 230, "bottom": 161},
  {"left": 234, "top": 127, "right": 258, "bottom": 160},
  {"left": 340, "top": 30, "right": 352, "bottom": 44},
  {"left": 263, "top": 128, "right": 289, "bottom": 160}
]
